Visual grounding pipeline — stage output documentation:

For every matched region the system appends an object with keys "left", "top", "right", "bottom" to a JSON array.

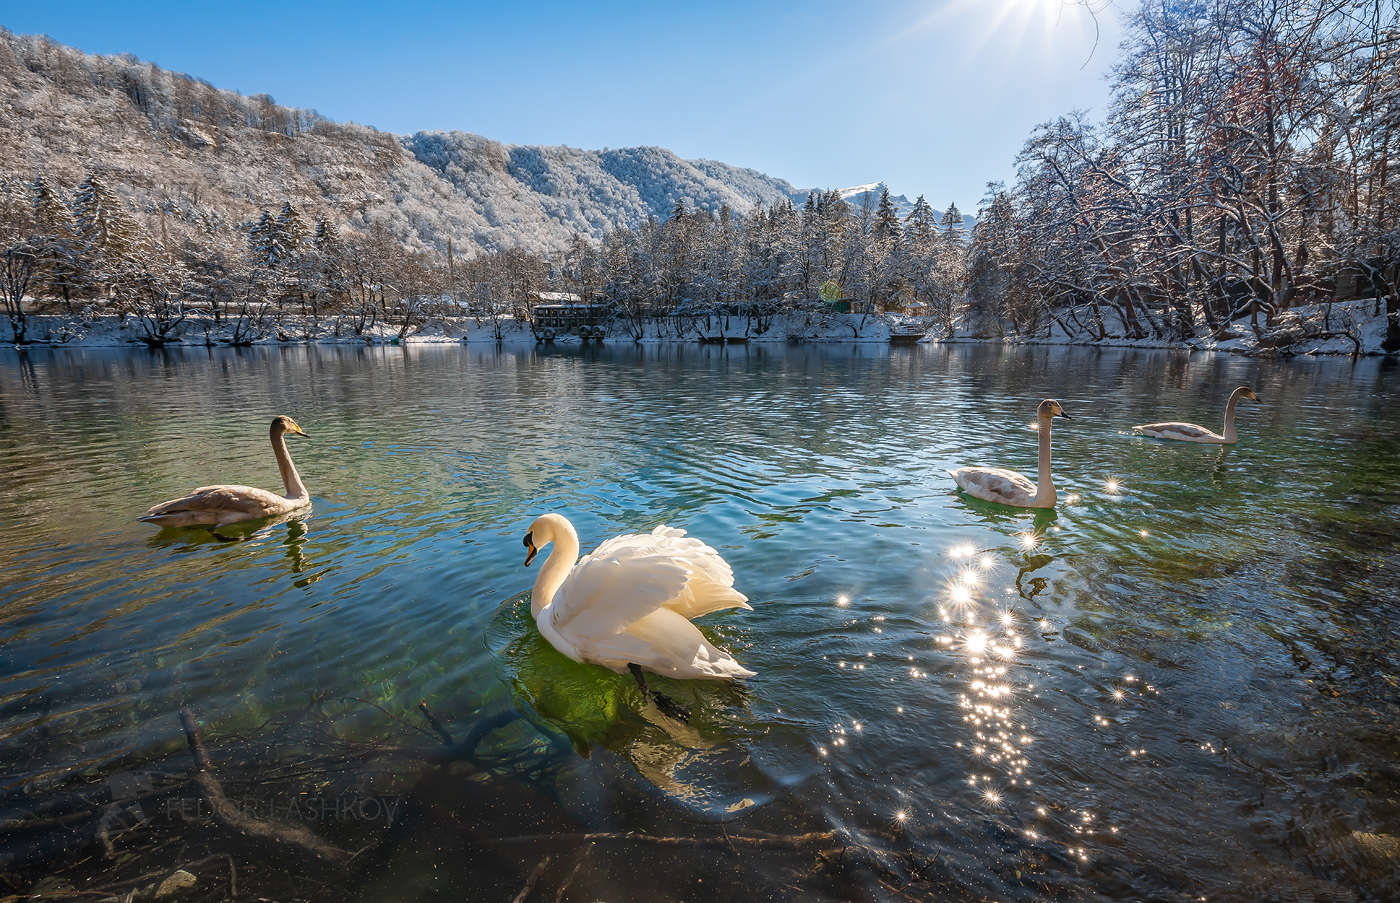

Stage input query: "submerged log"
[
  {"left": 482, "top": 830, "right": 837, "bottom": 848},
  {"left": 417, "top": 699, "right": 454, "bottom": 745},
  {"left": 509, "top": 854, "right": 551, "bottom": 903},
  {"left": 178, "top": 706, "right": 349, "bottom": 863}
]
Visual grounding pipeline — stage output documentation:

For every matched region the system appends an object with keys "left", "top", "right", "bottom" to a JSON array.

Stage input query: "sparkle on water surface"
[{"left": 0, "top": 343, "right": 1397, "bottom": 902}]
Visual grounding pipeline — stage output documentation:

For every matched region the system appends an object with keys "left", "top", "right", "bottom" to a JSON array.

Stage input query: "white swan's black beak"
[{"left": 523, "top": 532, "right": 537, "bottom": 567}]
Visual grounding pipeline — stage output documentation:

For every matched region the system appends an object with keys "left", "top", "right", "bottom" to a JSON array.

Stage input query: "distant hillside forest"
[
  {"left": 0, "top": 27, "right": 969, "bottom": 345},
  {"left": 3, "top": 0, "right": 1398, "bottom": 351}
]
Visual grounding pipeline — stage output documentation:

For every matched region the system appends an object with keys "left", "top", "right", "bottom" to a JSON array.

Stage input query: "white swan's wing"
[
  {"left": 548, "top": 543, "right": 688, "bottom": 645},
  {"left": 549, "top": 525, "right": 749, "bottom": 643},
  {"left": 1133, "top": 421, "right": 1222, "bottom": 442},
  {"left": 583, "top": 608, "right": 756, "bottom": 679},
  {"left": 948, "top": 467, "right": 1037, "bottom": 506},
  {"left": 645, "top": 525, "right": 751, "bottom": 620}
]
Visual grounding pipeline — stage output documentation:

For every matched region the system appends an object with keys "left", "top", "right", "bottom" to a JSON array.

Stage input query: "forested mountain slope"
[{"left": 0, "top": 29, "right": 808, "bottom": 257}]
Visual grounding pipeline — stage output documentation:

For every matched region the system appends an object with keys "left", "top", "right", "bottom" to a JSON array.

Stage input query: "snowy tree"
[
  {"left": 72, "top": 173, "right": 141, "bottom": 293},
  {"left": 873, "top": 186, "right": 903, "bottom": 244},
  {"left": 0, "top": 176, "right": 39, "bottom": 341},
  {"left": 30, "top": 175, "right": 81, "bottom": 310},
  {"left": 276, "top": 202, "right": 309, "bottom": 253},
  {"left": 940, "top": 203, "right": 965, "bottom": 244},
  {"left": 904, "top": 196, "right": 936, "bottom": 250}
]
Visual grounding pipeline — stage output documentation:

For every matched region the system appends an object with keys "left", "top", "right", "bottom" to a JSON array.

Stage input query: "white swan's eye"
[{"left": 523, "top": 531, "right": 533, "bottom": 548}]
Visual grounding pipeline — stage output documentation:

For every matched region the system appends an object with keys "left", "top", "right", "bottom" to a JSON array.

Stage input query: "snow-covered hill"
[
  {"left": 0, "top": 30, "right": 808, "bottom": 257},
  {"left": 401, "top": 132, "right": 809, "bottom": 251},
  {"left": 838, "top": 182, "right": 976, "bottom": 232}
]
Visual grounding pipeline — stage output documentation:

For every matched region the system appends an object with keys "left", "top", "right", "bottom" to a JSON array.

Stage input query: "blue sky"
[{"left": 0, "top": 0, "right": 1128, "bottom": 211}]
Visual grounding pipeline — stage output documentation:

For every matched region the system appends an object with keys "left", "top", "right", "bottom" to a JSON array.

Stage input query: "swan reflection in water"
[
  {"left": 494, "top": 606, "right": 761, "bottom": 813},
  {"left": 142, "top": 512, "right": 324, "bottom": 586}
]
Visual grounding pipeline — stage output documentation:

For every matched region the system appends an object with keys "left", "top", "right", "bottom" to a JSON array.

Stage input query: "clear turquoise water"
[{"left": 1, "top": 344, "right": 1397, "bottom": 901}]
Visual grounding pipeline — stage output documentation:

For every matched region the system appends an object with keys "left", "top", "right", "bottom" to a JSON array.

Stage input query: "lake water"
[{"left": 1, "top": 343, "right": 1397, "bottom": 902}]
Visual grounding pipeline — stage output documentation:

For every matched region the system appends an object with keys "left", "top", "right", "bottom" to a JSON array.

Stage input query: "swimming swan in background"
[
  {"left": 522, "top": 513, "right": 754, "bottom": 721},
  {"left": 1133, "top": 386, "right": 1261, "bottom": 444},
  {"left": 948, "top": 399, "right": 1070, "bottom": 509},
  {"left": 139, "top": 416, "right": 312, "bottom": 528}
]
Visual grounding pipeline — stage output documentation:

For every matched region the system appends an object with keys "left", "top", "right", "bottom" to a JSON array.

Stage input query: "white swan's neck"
[
  {"left": 531, "top": 520, "right": 580, "bottom": 619},
  {"left": 1032, "top": 414, "right": 1056, "bottom": 507},
  {"left": 271, "top": 430, "right": 308, "bottom": 501},
  {"left": 1222, "top": 389, "right": 1244, "bottom": 443}
]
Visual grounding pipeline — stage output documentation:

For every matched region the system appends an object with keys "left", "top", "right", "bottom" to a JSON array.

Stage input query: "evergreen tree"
[
  {"left": 73, "top": 173, "right": 140, "bottom": 270},
  {"left": 31, "top": 176, "right": 73, "bottom": 237},
  {"left": 248, "top": 210, "right": 279, "bottom": 267},
  {"left": 276, "top": 202, "right": 308, "bottom": 252},
  {"left": 941, "top": 202, "right": 965, "bottom": 243},
  {"left": 312, "top": 218, "right": 340, "bottom": 253},
  {"left": 249, "top": 204, "right": 308, "bottom": 270},
  {"left": 668, "top": 199, "right": 688, "bottom": 223},
  {"left": 31, "top": 175, "right": 81, "bottom": 306},
  {"left": 874, "top": 186, "right": 903, "bottom": 242},
  {"left": 904, "top": 195, "right": 936, "bottom": 250}
]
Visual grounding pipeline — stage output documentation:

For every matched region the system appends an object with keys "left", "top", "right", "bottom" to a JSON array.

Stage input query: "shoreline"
[{"left": 4, "top": 301, "right": 1394, "bottom": 357}]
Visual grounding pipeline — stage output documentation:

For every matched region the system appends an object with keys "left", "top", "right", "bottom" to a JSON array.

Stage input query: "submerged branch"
[
  {"left": 481, "top": 830, "right": 838, "bottom": 848},
  {"left": 178, "top": 706, "right": 350, "bottom": 864},
  {"left": 510, "top": 855, "right": 551, "bottom": 903}
]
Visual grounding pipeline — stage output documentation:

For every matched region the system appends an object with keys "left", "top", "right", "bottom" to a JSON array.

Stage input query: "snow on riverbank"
[
  {"left": 1, "top": 310, "right": 905, "bottom": 349},
  {"left": 4, "top": 299, "right": 1394, "bottom": 355},
  {"left": 938, "top": 298, "right": 1396, "bottom": 356}
]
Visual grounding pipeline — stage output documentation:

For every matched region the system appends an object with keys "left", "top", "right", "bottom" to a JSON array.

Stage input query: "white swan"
[
  {"left": 948, "top": 399, "right": 1069, "bottom": 509},
  {"left": 140, "top": 416, "right": 311, "bottom": 529},
  {"left": 1134, "top": 386, "right": 1261, "bottom": 444},
  {"left": 522, "top": 513, "right": 754, "bottom": 718}
]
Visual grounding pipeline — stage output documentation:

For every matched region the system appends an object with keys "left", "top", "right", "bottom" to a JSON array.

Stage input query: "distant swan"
[
  {"left": 948, "top": 399, "right": 1070, "bottom": 509},
  {"left": 522, "top": 513, "right": 754, "bottom": 720},
  {"left": 1134, "top": 386, "right": 1261, "bottom": 444},
  {"left": 140, "top": 416, "right": 311, "bottom": 528}
]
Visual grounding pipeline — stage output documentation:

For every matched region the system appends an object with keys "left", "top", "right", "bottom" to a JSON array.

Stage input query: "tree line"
[
  {"left": 1, "top": 169, "right": 970, "bottom": 344},
  {"left": 553, "top": 191, "right": 970, "bottom": 339}
]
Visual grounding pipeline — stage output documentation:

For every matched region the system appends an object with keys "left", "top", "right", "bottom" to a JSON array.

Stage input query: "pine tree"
[
  {"left": 874, "top": 187, "right": 903, "bottom": 242},
  {"left": 249, "top": 210, "right": 279, "bottom": 267},
  {"left": 941, "top": 202, "right": 965, "bottom": 243},
  {"left": 904, "top": 195, "right": 936, "bottom": 250},
  {"left": 31, "top": 175, "right": 81, "bottom": 306},
  {"left": 31, "top": 176, "right": 73, "bottom": 237},
  {"left": 312, "top": 218, "right": 340, "bottom": 254},
  {"left": 276, "top": 202, "right": 308, "bottom": 252},
  {"left": 669, "top": 199, "right": 688, "bottom": 223},
  {"left": 72, "top": 172, "right": 141, "bottom": 284}
]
